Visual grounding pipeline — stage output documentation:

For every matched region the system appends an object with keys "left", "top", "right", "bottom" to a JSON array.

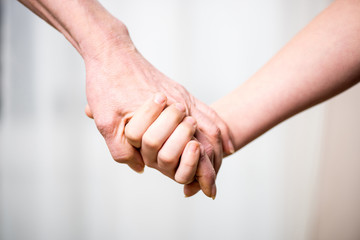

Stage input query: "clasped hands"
[
  {"left": 89, "top": 93, "right": 232, "bottom": 199},
  {"left": 127, "top": 94, "right": 218, "bottom": 199},
  {"left": 84, "top": 40, "right": 234, "bottom": 199}
]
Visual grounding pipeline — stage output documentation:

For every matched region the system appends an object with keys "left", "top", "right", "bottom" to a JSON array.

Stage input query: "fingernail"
[
  {"left": 228, "top": 140, "right": 235, "bottom": 154},
  {"left": 175, "top": 103, "right": 186, "bottom": 112},
  {"left": 189, "top": 142, "right": 198, "bottom": 153},
  {"left": 185, "top": 117, "right": 197, "bottom": 127},
  {"left": 154, "top": 93, "right": 166, "bottom": 104},
  {"left": 211, "top": 184, "right": 217, "bottom": 200}
]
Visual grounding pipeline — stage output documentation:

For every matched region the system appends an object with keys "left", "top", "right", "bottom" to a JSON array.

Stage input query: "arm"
[
  {"left": 18, "top": 0, "right": 234, "bottom": 198},
  {"left": 18, "top": 0, "right": 131, "bottom": 59},
  {"left": 212, "top": 0, "right": 360, "bottom": 150}
]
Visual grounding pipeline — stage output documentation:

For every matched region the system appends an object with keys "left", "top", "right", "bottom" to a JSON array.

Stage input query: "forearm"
[
  {"left": 18, "top": 0, "right": 132, "bottom": 59},
  {"left": 212, "top": 0, "right": 360, "bottom": 150}
]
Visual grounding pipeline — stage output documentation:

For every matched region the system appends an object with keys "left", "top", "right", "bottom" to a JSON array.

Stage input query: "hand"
[
  {"left": 125, "top": 93, "right": 207, "bottom": 187},
  {"left": 84, "top": 23, "right": 234, "bottom": 197}
]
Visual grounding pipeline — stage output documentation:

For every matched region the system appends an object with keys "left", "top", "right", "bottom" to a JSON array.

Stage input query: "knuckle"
[
  {"left": 208, "top": 126, "right": 221, "bottom": 140},
  {"left": 111, "top": 150, "right": 133, "bottom": 164},
  {"left": 158, "top": 152, "right": 176, "bottom": 168},
  {"left": 141, "top": 155, "right": 156, "bottom": 168},
  {"left": 95, "top": 117, "right": 116, "bottom": 136},
  {"left": 182, "top": 118, "right": 196, "bottom": 133},
  {"left": 140, "top": 151, "right": 157, "bottom": 169},
  {"left": 124, "top": 127, "right": 141, "bottom": 143},
  {"left": 142, "top": 133, "right": 161, "bottom": 150},
  {"left": 107, "top": 141, "right": 135, "bottom": 165}
]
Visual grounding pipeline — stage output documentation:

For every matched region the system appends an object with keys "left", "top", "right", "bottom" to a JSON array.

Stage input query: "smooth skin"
[
  {"left": 123, "top": 0, "right": 360, "bottom": 198},
  {"left": 124, "top": 93, "right": 216, "bottom": 197},
  {"left": 212, "top": 0, "right": 360, "bottom": 151}
]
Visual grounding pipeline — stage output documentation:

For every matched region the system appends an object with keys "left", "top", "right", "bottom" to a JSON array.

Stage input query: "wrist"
[
  {"left": 77, "top": 17, "right": 135, "bottom": 62},
  {"left": 211, "top": 97, "right": 239, "bottom": 151},
  {"left": 22, "top": 0, "right": 135, "bottom": 61},
  {"left": 211, "top": 88, "right": 262, "bottom": 151},
  {"left": 47, "top": 0, "right": 135, "bottom": 61}
]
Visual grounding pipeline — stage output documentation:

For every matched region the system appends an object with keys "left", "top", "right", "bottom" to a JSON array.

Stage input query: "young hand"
[{"left": 124, "top": 93, "right": 217, "bottom": 198}]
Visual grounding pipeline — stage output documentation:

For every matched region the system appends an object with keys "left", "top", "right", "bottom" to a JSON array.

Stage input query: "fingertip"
[
  {"left": 184, "top": 116, "right": 197, "bottom": 129},
  {"left": 184, "top": 181, "right": 201, "bottom": 197},
  {"left": 227, "top": 140, "right": 235, "bottom": 155},
  {"left": 218, "top": 122, "right": 235, "bottom": 156},
  {"left": 211, "top": 184, "right": 217, "bottom": 200},
  {"left": 174, "top": 140, "right": 200, "bottom": 184},
  {"left": 189, "top": 140, "right": 200, "bottom": 153},
  {"left": 154, "top": 92, "right": 167, "bottom": 105},
  {"left": 124, "top": 126, "right": 142, "bottom": 148},
  {"left": 175, "top": 175, "right": 194, "bottom": 185},
  {"left": 200, "top": 180, "right": 215, "bottom": 198},
  {"left": 196, "top": 151, "right": 216, "bottom": 198},
  {"left": 124, "top": 146, "right": 145, "bottom": 173},
  {"left": 85, "top": 104, "right": 94, "bottom": 119},
  {"left": 130, "top": 163, "right": 145, "bottom": 174}
]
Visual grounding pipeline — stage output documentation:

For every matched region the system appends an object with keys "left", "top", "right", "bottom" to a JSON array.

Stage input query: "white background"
[{"left": 1, "top": 0, "right": 360, "bottom": 239}]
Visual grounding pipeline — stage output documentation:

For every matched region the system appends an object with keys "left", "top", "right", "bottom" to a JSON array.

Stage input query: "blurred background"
[{"left": 1, "top": 0, "right": 360, "bottom": 239}]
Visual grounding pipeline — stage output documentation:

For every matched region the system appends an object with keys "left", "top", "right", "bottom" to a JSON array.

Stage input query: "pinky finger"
[{"left": 175, "top": 141, "right": 200, "bottom": 184}]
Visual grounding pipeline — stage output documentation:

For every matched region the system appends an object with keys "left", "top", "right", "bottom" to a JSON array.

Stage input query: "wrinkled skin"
[{"left": 84, "top": 34, "right": 233, "bottom": 198}]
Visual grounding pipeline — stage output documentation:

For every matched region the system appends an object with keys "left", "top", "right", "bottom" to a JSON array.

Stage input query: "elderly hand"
[
  {"left": 17, "top": 0, "right": 234, "bottom": 198},
  {"left": 84, "top": 23, "right": 234, "bottom": 198}
]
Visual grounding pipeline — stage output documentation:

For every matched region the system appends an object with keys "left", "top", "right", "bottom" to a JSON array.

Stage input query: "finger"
[
  {"left": 85, "top": 104, "right": 94, "bottom": 119},
  {"left": 184, "top": 181, "right": 201, "bottom": 198},
  {"left": 213, "top": 115, "right": 235, "bottom": 157},
  {"left": 174, "top": 140, "right": 200, "bottom": 184},
  {"left": 100, "top": 115, "right": 145, "bottom": 174},
  {"left": 195, "top": 145, "right": 217, "bottom": 199},
  {"left": 141, "top": 103, "right": 186, "bottom": 168},
  {"left": 196, "top": 100, "right": 235, "bottom": 156},
  {"left": 125, "top": 147, "right": 145, "bottom": 173},
  {"left": 181, "top": 128, "right": 218, "bottom": 199},
  {"left": 195, "top": 128, "right": 221, "bottom": 174},
  {"left": 157, "top": 116, "right": 197, "bottom": 174},
  {"left": 106, "top": 133, "right": 145, "bottom": 173},
  {"left": 195, "top": 113, "right": 223, "bottom": 173},
  {"left": 125, "top": 93, "right": 167, "bottom": 148}
]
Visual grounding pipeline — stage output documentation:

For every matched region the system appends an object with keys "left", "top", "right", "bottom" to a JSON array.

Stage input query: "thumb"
[
  {"left": 193, "top": 147, "right": 217, "bottom": 199},
  {"left": 85, "top": 104, "right": 94, "bottom": 119}
]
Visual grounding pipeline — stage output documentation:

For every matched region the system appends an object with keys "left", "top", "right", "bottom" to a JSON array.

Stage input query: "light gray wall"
[{"left": 2, "top": 1, "right": 359, "bottom": 240}]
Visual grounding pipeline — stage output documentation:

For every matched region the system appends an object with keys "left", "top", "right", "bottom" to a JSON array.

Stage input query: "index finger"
[{"left": 125, "top": 93, "right": 167, "bottom": 148}]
